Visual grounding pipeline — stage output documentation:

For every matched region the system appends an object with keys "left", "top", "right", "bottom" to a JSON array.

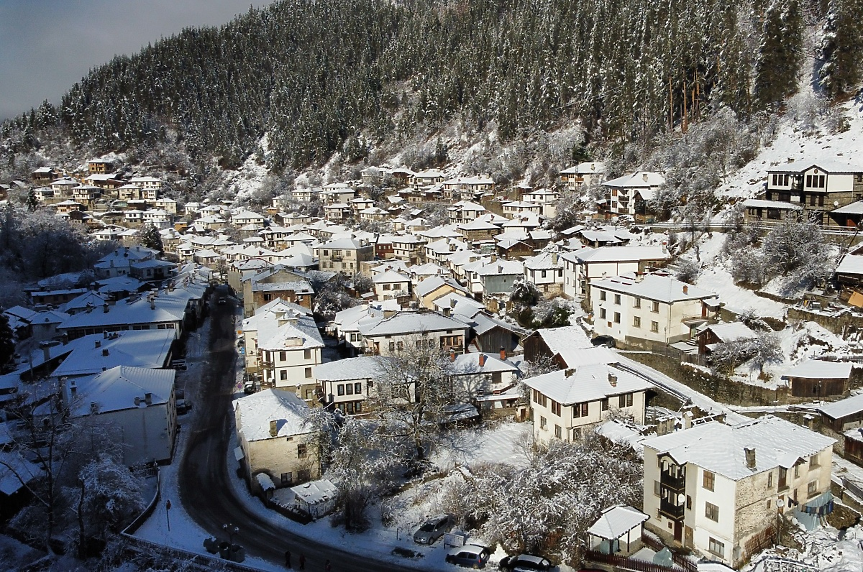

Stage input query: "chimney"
[
  {"left": 90, "top": 402, "right": 99, "bottom": 414},
  {"left": 642, "top": 172, "right": 648, "bottom": 182},
  {"left": 450, "top": 349, "right": 456, "bottom": 362},
  {"left": 134, "top": 396, "right": 141, "bottom": 406},
  {"left": 608, "top": 373, "right": 618, "bottom": 387},
  {"left": 103, "top": 303, "right": 109, "bottom": 313},
  {"left": 102, "top": 348, "right": 109, "bottom": 357},
  {"left": 42, "top": 344, "right": 51, "bottom": 362},
  {"left": 269, "top": 419, "right": 278, "bottom": 437},
  {"left": 144, "top": 392, "right": 152, "bottom": 405},
  {"left": 500, "top": 347, "right": 506, "bottom": 360},
  {"left": 744, "top": 447, "right": 756, "bottom": 469},
  {"left": 490, "top": 254, "right": 497, "bottom": 262},
  {"left": 564, "top": 368, "right": 575, "bottom": 377},
  {"left": 70, "top": 381, "right": 77, "bottom": 397},
  {"left": 682, "top": 285, "right": 689, "bottom": 294},
  {"left": 479, "top": 353, "right": 487, "bottom": 367},
  {"left": 150, "top": 298, "right": 156, "bottom": 310},
  {"left": 95, "top": 340, "right": 101, "bottom": 349},
  {"left": 443, "top": 307, "right": 451, "bottom": 317},
  {"left": 551, "top": 252, "right": 559, "bottom": 265}
]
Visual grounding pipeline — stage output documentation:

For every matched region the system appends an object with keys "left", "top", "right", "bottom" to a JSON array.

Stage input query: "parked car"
[
  {"left": 413, "top": 514, "right": 454, "bottom": 545},
  {"left": 176, "top": 389, "right": 191, "bottom": 414},
  {"left": 445, "top": 544, "right": 489, "bottom": 568},
  {"left": 499, "top": 554, "right": 552, "bottom": 571}
]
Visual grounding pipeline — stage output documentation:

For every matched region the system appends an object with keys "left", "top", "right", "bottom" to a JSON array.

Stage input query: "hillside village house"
[
  {"left": 64, "top": 365, "right": 178, "bottom": 466},
  {"left": 641, "top": 416, "right": 835, "bottom": 568},
  {"left": 87, "top": 159, "right": 114, "bottom": 174},
  {"left": 782, "top": 359, "right": 852, "bottom": 398},
  {"left": 523, "top": 250, "right": 565, "bottom": 297},
  {"left": 314, "top": 237, "right": 374, "bottom": 273},
  {"left": 600, "top": 171, "right": 665, "bottom": 219},
  {"left": 591, "top": 274, "right": 717, "bottom": 349},
  {"left": 233, "top": 389, "right": 320, "bottom": 494},
  {"left": 242, "top": 266, "right": 315, "bottom": 317},
  {"left": 760, "top": 160, "right": 863, "bottom": 226},
  {"left": 560, "top": 161, "right": 606, "bottom": 190},
  {"left": 474, "top": 258, "right": 524, "bottom": 300},
  {"left": 243, "top": 301, "right": 323, "bottom": 400},
  {"left": 561, "top": 245, "right": 669, "bottom": 302},
  {"left": 523, "top": 362, "right": 652, "bottom": 444},
  {"left": 313, "top": 356, "right": 389, "bottom": 415},
  {"left": 358, "top": 310, "right": 469, "bottom": 357},
  {"left": 391, "top": 234, "right": 427, "bottom": 264},
  {"left": 373, "top": 270, "right": 412, "bottom": 302}
]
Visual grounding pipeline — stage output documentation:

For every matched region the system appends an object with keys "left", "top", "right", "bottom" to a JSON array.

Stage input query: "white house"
[
  {"left": 523, "top": 362, "right": 652, "bottom": 444},
  {"left": 523, "top": 250, "right": 565, "bottom": 298},
  {"left": 372, "top": 270, "right": 412, "bottom": 301},
  {"left": 561, "top": 245, "right": 669, "bottom": 301},
  {"left": 65, "top": 366, "right": 178, "bottom": 466},
  {"left": 358, "top": 310, "right": 469, "bottom": 357},
  {"left": 313, "top": 356, "right": 389, "bottom": 415},
  {"left": 591, "top": 274, "right": 716, "bottom": 348},
  {"left": 242, "top": 301, "right": 324, "bottom": 400},
  {"left": 641, "top": 415, "right": 835, "bottom": 568},
  {"left": 233, "top": 389, "right": 320, "bottom": 494},
  {"left": 600, "top": 171, "right": 665, "bottom": 218}
]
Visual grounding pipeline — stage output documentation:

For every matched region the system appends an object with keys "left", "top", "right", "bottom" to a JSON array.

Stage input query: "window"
[
  {"left": 540, "top": 416, "right": 547, "bottom": 430},
  {"left": 768, "top": 472, "right": 773, "bottom": 488},
  {"left": 297, "top": 469, "right": 311, "bottom": 482},
  {"left": 794, "top": 463, "right": 800, "bottom": 478},
  {"left": 809, "top": 454, "right": 819, "bottom": 468},
  {"left": 305, "top": 389, "right": 313, "bottom": 400},
  {"left": 280, "top": 370, "right": 287, "bottom": 381},
  {"left": 654, "top": 480, "right": 661, "bottom": 496},
  {"left": 633, "top": 298, "right": 641, "bottom": 308},
  {"left": 613, "top": 312, "right": 621, "bottom": 324},
  {"left": 541, "top": 270, "right": 547, "bottom": 278},
  {"left": 601, "top": 398, "right": 609, "bottom": 411},
  {"left": 600, "top": 308, "right": 607, "bottom": 319},
  {"left": 686, "top": 495, "right": 692, "bottom": 510},
  {"left": 279, "top": 351, "right": 286, "bottom": 362},
  {"left": 281, "top": 472, "right": 292, "bottom": 485},
  {"left": 703, "top": 470, "right": 715, "bottom": 492},
  {"left": 708, "top": 538, "right": 724, "bottom": 557},
  {"left": 389, "top": 341, "right": 396, "bottom": 352},
  {"left": 618, "top": 393, "right": 633, "bottom": 407},
  {"left": 355, "top": 401, "right": 362, "bottom": 413},
  {"left": 337, "top": 384, "right": 345, "bottom": 396},
  {"left": 633, "top": 316, "right": 641, "bottom": 328},
  {"left": 532, "top": 390, "right": 547, "bottom": 407},
  {"left": 614, "top": 294, "right": 621, "bottom": 305},
  {"left": 304, "top": 349, "right": 312, "bottom": 360},
  {"left": 551, "top": 400, "right": 561, "bottom": 416},
  {"left": 600, "top": 291, "right": 607, "bottom": 301},
  {"left": 397, "top": 341, "right": 404, "bottom": 351},
  {"left": 304, "top": 367, "right": 312, "bottom": 378},
  {"left": 574, "top": 402, "right": 589, "bottom": 417},
  {"left": 297, "top": 443, "right": 307, "bottom": 458},
  {"left": 651, "top": 321, "right": 659, "bottom": 333},
  {"left": 807, "top": 481, "right": 818, "bottom": 498},
  {"left": 263, "top": 293, "right": 272, "bottom": 302},
  {"left": 554, "top": 425, "right": 562, "bottom": 439},
  {"left": 651, "top": 301, "right": 660, "bottom": 313},
  {"left": 705, "top": 502, "right": 719, "bottom": 522},
  {"left": 346, "top": 383, "right": 354, "bottom": 395}
]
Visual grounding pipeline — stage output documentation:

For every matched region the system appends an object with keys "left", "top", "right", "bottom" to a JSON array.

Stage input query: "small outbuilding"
[
  {"left": 783, "top": 360, "right": 853, "bottom": 397},
  {"left": 586, "top": 505, "right": 649, "bottom": 557}
]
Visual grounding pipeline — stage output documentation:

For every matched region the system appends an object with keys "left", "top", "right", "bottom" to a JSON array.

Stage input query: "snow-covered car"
[
  {"left": 499, "top": 553, "right": 552, "bottom": 571},
  {"left": 445, "top": 544, "right": 489, "bottom": 568},
  {"left": 413, "top": 514, "right": 454, "bottom": 544}
]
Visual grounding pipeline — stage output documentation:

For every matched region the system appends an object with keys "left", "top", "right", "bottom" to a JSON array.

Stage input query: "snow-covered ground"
[{"left": 717, "top": 96, "right": 863, "bottom": 201}]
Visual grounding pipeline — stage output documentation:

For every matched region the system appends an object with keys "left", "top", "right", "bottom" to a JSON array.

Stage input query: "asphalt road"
[{"left": 177, "top": 293, "right": 423, "bottom": 572}]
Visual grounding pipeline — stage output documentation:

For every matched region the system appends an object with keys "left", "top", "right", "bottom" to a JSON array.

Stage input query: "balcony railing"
[
  {"left": 660, "top": 470, "right": 685, "bottom": 492},
  {"left": 659, "top": 499, "right": 684, "bottom": 520}
]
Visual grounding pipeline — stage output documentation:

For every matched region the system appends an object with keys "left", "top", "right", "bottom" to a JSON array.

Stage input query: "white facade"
[{"left": 591, "top": 275, "right": 715, "bottom": 346}]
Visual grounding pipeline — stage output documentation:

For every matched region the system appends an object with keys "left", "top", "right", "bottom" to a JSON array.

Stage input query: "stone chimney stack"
[
  {"left": 479, "top": 354, "right": 486, "bottom": 367},
  {"left": 269, "top": 419, "right": 278, "bottom": 437},
  {"left": 744, "top": 447, "right": 756, "bottom": 469},
  {"left": 499, "top": 347, "right": 506, "bottom": 360}
]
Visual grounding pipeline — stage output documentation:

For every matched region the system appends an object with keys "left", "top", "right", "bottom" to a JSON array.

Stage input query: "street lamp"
[{"left": 223, "top": 523, "right": 239, "bottom": 546}]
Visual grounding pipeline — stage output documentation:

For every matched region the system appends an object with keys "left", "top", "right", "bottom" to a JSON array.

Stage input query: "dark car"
[
  {"left": 445, "top": 544, "right": 489, "bottom": 568},
  {"left": 500, "top": 554, "right": 552, "bottom": 571},
  {"left": 413, "top": 514, "right": 454, "bottom": 545}
]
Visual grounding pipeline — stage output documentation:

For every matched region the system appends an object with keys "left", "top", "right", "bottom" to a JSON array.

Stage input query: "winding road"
[{"left": 177, "top": 292, "right": 421, "bottom": 572}]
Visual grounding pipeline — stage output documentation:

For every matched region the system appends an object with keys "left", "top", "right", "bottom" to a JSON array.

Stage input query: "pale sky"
[{"left": 0, "top": 0, "right": 277, "bottom": 120}]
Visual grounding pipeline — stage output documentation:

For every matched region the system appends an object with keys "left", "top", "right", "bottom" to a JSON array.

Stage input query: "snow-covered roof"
[
  {"left": 601, "top": 171, "right": 665, "bottom": 188},
  {"left": 67, "top": 365, "right": 175, "bottom": 416},
  {"left": 567, "top": 245, "right": 668, "bottom": 264},
  {"left": 372, "top": 270, "right": 411, "bottom": 284},
  {"left": 586, "top": 505, "right": 648, "bottom": 540},
  {"left": 248, "top": 309, "right": 324, "bottom": 352},
  {"left": 767, "top": 159, "right": 862, "bottom": 174},
  {"left": 703, "top": 322, "right": 757, "bottom": 343},
  {"left": 475, "top": 259, "right": 524, "bottom": 276},
  {"left": 641, "top": 415, "right": 836, "bottom": 480},
  {"left": 233, "top": 388, "right": 312, "bottom": 441},
  {"left": 523, "top": 363, "right": 653, "bottom": 404},
  {"left": 593, "top": 274, "right": 716, "bottom": 303},
  {"left": 290, "top": 479, "right": 338, "bottom": 504},
  {"left": 531, "top": 326, "right": 593, "bottom": 356},
  {"left": 0, "top": 450, "right": 41, "bottom": 495},
  {"left": 819, "top": 393, "right": 863, "bottom": 420},
  {"left": 836, "top": 255, "right": 863, "bottom": 276},
  {"left": 523, "top": 251, "right": 564, "bottom": 270},
  {"left": 416, "top": 275, "right": 468, "bottom": 298},
  {"left": 831, "top": 200, "right": 863, "bottom": 215},
  {"left": 741, "top": 198, "right": 802, "bottom": 211},
  {"left": 783, "top": 360, "right": 852, "bottom": 380},
  {"left": 314, "top": 356, "right": 390, "bottom": 381},
  {"left": 448, "top": 352, "right": 519, "bottom": 375},
  {"left": 358, "top": 311, "right": 469, "bottom": 337}
]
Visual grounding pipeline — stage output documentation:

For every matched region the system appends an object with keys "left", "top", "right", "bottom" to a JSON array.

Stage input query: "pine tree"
[
  {"left": 819, "top": 0, "right": 863, "bottom": 98},
  {"left": 139, "top": 223, "right": 163, "bottom": 254},
  {"left": 754, "top": 0, "right": 804, "bottom": 109}
]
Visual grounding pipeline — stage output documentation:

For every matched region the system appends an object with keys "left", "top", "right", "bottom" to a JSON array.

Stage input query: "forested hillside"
[{"left": 1, "top": 0, "right": 861, "bottom": 177}]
